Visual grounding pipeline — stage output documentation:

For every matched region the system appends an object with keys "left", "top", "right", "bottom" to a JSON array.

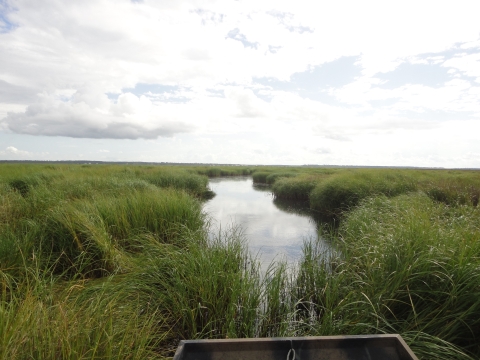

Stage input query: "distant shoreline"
[{"left": 1, "top": 159, "right": 478, "bottom": 170}]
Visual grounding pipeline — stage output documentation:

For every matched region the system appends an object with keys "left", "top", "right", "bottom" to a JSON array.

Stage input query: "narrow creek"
[{"left": 203, "top": 176, "right": 332, "bottom": 268}]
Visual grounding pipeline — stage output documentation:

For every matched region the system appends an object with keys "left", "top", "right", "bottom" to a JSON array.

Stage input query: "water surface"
[{"left": 203, "top": 177, "right": 330, "bottom": 267}]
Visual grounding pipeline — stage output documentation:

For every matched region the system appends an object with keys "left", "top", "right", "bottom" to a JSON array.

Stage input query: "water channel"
[{"left": 203, "top": 176, "right": 332, "bottom": 268}]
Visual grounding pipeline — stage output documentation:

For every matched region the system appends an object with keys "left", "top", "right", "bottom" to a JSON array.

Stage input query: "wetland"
[{"left": 1, "top": 163, "right": 479, "bottom": 359}]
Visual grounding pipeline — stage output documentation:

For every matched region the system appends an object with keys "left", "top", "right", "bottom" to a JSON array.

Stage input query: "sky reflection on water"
[{"left": 203, "top": 176, "right": 329, "bottom": 267}]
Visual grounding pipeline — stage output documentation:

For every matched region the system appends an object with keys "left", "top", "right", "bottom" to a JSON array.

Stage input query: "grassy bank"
[
  {"left": 261, "top": 167, "right": 480, "bottom": 219},
  {"left": 291, "top": 193, "right": 480, "bottom": 359},
  {"left": 251, "top": 166, "right": 480, "bottom": 358},
  {"left": 0, "top": 164, "right": 257, "bottom": 358},
  {"left": 1, "top": 164, "right": 480, "bottom": 359},
  {"left": 191, "top": 165, "right": 254, "bottom": 177}
]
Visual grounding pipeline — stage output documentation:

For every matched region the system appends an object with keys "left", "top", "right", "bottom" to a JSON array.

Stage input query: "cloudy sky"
[{"left": 1, "top": 0, "right": 480, "bottom": 167}]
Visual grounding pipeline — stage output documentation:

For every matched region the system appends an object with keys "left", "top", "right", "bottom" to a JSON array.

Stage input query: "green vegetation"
[
  {"left": 0, "top": 164, "right": 217, "bottom": 358},
  {"left": 1, "top": 163, "right": 479, "bottom": 359},
  {"left": 272, "top": 174, "right": 325, "bottom": 201},
  {"left": 251, "top": 171, "right": 272, "bottom": 184},
  {"left": 309, "top": 169, "right": 418, "bottom": 217},
  {"left": 262, "top": 167, "right": 480, "bottom": 218},
  {"left": 190, "top": 165, "right": 254, "bottom": 177},
  {"left": 292, "top": 193, "right": 480, "bottom": 359},
  {"left": 265, "top": 172, "right": 297, "bottom": 185}
]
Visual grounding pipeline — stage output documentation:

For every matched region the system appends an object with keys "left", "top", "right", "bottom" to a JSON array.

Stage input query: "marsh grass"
[
  {"left": 134, "top": 229, "right": 262, "bottom": 341},
  {"left": 140, "top": 171, "right": 208, "bottom": 197},
  {"left": 265, "top": 172, "right": 297, "bottom": 185},
  {"left": 251, "top": 167, "right": 480, "bottom": 358},
  {"left": 301, "top": 193, "right": 480, "bottom": 359},
  {"left": 252, "top": 171, "right": 272, "bottom": 184},
  {"left": 1, "top": 164, "right": 480, "bottom": 359},
  {"left": 272, "top": 174, "right": 327, "bottom": 201},
  {"left": 0, "top": 274, "right": 164, "bottom": 360},
  {"left": 309, "top": 170, "right": 418, "bottom": 217},
  {"left": 0, "top": 164, "right": 216, "bottom": 358},
  {"left": 193, "top": 166, "right": 254, "bottom": 177},
  {"left": 1, "top": 164, "right": 294, "bottom": 359},
  {"left": 270, "top": 168, "right": 480, "bottom": 219}
]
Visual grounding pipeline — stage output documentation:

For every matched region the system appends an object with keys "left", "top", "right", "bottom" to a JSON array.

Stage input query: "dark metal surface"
[{"left": 173, "top": 334, "right": 418, "bottom": 360}]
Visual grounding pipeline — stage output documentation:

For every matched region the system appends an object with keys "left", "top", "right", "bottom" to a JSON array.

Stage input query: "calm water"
[{"left": 203, "top": 177, "right": 330, "bottom": 267}]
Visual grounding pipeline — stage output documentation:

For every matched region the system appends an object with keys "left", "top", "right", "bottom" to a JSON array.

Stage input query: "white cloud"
[
  {"left": 3, "top": 146, "right": 29, "bottom": 155},
  {"left": 3, "top": 0, "right": 470, "bottom": 97},
  {"left": 0, "top": 0, "right": 479, "bottom": 166},
  {"left": 2, "top": 91, "right": 193, "bottom": 139},
  {"left": 225, "top": 88, "right": 267, "bottom": 118},
  {"left": 443, "top": 53, "right": 480, "bottom": 83},
  {"left": 0, "top": 146, "right": 32, "bottom": 159}
]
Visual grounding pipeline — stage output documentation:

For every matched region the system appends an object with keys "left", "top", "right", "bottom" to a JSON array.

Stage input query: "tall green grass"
[
  {"left": 269, "top": 168, "right": 480, "bottom": 219},
  {"left": 140, "top": 171, "right": 208, "bottom": 197},
  {"left": 39, "top": 188, "right": 203, "bottom": 278},
  {"left": 309, "top": 170, "right": 418, "bottom": 217},
  {"left": 291, "top": 193, "right": 480, "bottom": 359},
  {"left": 272, "top": 174, "right": 325, "bottom": 201},
  {"left": 1, "top": 164, "right": 296, "bottom": 359},
  {"left": 252, "top": 171, "right": 272, "bottom": 184},
  {"left": 338, "top": 193, "right": 480, "bottom": 352},
  {"left": 192, "top": 166, "right": 254, "bottom": 177},
  {"left": 1, "top": 164, "right": 480, "bottom": 359},
  {"left": 0, "top": 164, "right": 216, "bottom": 358},
  {"left": 131, "top": 229, "right": 262, "bottom": 342}
]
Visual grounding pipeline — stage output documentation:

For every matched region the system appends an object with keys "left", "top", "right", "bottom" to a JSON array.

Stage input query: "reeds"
[
  {"left": 308, "top": 170, "right": 418, "bottom": 217},
  {"left": 306, "top": 192, "right": 480, "bottom": 359},
  {"left": 252, "top": 171, "right": 272, "bottom": 184},
  {"left": 269, "top": 168, "right": 480, "bottom": 219},
  {"left": 0, "top": 164, "right": 214, "bottom": 358},
  {"left": 1, "top": 164, "right": 480, "bottom": 359},
  {"left": 193, "top": 166, "right": 254, "bottom": 177},
  {"left": 0, "top": 164, "right": 285, "bottom": 358},
  {"left": 272, "top": 174, "right": 324, "bottom": 201}
]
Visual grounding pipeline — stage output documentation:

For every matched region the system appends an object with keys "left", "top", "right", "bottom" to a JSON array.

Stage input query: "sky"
[{"left": 1, "top": 0, "right": 480, "bottom": 167}]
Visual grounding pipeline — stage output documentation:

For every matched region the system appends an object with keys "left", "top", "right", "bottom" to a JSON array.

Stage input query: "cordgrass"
[
  {"left": 331, "top": 193, "right": 480, "bottom": 358},
  {"left": 269, "top": 168, "right": 480, "bottom": 219},
  {"left": 272, "top": 174, "right": 326, "bottom": 201},
  {"left": 0, "top": 164, "right": 283, "bottom": 359},
  {"left": 283, "top": 194, "right": 480, "bottom": 359},
  {"left": 192, "top": 166, "right": 254, "bottom": 177},
  {"left": 0, "top": 164, "right": 215, "bottom": 358},
  {"left": 265, "top": 172, "right": 298, "bottom": 185},
  {"left": 251, "top": 171, "right": 273, "bottom": 184},
  {"left": 308, "top": 169, "right": 418, "bottom": 217},
  {"left": 0, "top": 276, "right": 164, "bottom": 360},
  {"left": 1, "top": 163, "right": 480, "bottom": 359}
]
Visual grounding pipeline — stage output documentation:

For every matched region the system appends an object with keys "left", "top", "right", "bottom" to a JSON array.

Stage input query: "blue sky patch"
[
  {"left": 107, "top": 83, "right": 190, "bottom": 103},
  {"left": 421, "top": 42, "right": 480, "bottom": 59},
  {"left": 254, "top": 56, "right": 361, "bottom": 104},
  {"left": 226, "top": 28, "right": 259, "bottom": 49},
  {"left": 284, "top": 24, "right": 313, "bottom": 34},
  {"left": 375, "top": 43, "right": 480, "bottom": 89},
  {"left": 206, "top": 88, "right": 225, "bottom": 98},
  {"left": 252, "top": 88, "right": 272, "bottom": 102},
  {"left": 291, "top": 56, "right": 361, "bottom": 89},
  {"left": 375, "top": 62, "right": 453, "bottom": 89},
  {"left": 192, "top": 8, "right": 225, "bottom": 25},
  {"left": 123, "top": 83, "right": 180, "bottom": 95},
  {"left": 267, "top": 10, "right": 314, "bottom": 34},
  {"left": 0, "top": 1, "right": 17, "bottom": 33},
  {"left": 268, "top": 45, "right": 282, "bottom": 54}
]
